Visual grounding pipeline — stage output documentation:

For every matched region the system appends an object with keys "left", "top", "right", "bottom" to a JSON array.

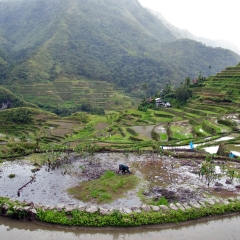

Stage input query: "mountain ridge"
[
  {"left": 146, "top": 8, "right": 240, "bottom": 55},
  {"left": 0, "top": 0, "right": 239, "bottom": 108}
]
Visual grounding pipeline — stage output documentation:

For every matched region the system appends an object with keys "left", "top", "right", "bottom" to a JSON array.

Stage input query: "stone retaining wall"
[{"left": 1, "top": 196, "right": 240, "bottom": 221}]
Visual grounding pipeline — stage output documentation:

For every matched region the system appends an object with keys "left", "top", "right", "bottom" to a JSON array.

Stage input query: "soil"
[{"left": 1, "top": 152, "right": 240, "bottom": 208}]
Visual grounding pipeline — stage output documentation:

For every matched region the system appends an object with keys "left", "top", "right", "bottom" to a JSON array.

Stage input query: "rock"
[
  {"left": 85, "top": 206, "right": 98, "bottom": 213},
  {"left": 150, "top": 205, "right": 160, "bottom": 212},
  {"left": 215, "top": 182, "right": 223, "bottom": 187},
  {"left": 99, "top": 208, "right": 110, "bottom": 215},
  {"left": 235, "top": 185, "right": 240, "bottom": 189},
  {"left": 198, "top": 201, "right": 206, "bottom": 207},
  {"left": 175, "top": 203, "right": 185, "bottom": 211},
  {"left": 65, "top": 206, "right": 76, "bottom": 213},
  {"left": 214, "top": 187, "right": 223, "bottom": 192},
  {"left": 131, "top": 206, "right": 142, "bottom": 213},
  {"left": 158, "top": 189, "right": 177, "bottom": 202},
  {"left": 153, "top": 194, "right": 161, "bottom": 201},
  {"left": 23, "top": 206, "right": 31, "bottom": 212},
  {"left": 56, "top": 204, "right": 65, "bottom": 212},
  {"left": 180, "top": 160, "right": 192, "bottom": 166},
  {"left": 2, "top": 204, "right": 9, "bottom": 213},
  {"left": 182, "top": 203, "right": 191, "bottom": 210},
  {"left": 214, "top": 199, "right": 221, "bottom": 204},
  {"left": 228, "top": 197, "right": 236, "bottom": 202},
  {"left": 119, "top": 207, "right": 132, "bottom": 214},
  {"left": 107, "top": 208, "right": 114, "bottom": 214},
  {"left": 159, "top": 205, "right": 169, "bottom": 211},
  {"left": 77, "top": 205, "right": 86, "bottom": 212},
  {"left": 14, "top": 206, "right": 23, "bottom": 211},
  {"left": 141, "top": 205, "right": 151, "bottom": 212},
  {"left": 225, "top": 179, "right": 232, "bottom": 184},
  {"left": 29, "top": 208, "right": 37, "bottom": 214},
  {"left": 44, "top": 205, "right": 50, "bottom": 210},
  {"left": 206, "top": 200, "right": 215, "bottom": 205},
  {"left": 25, "top": 201, "right": 34, "bottom": 207},
  {"left": 34, "top": 203, "right": 42, "bottom": 209},
  {"left": 28, "top": 208, "right": 37, "bottom": 219},
  {"left": 221, "top": 200, "right": 230, "bottom": 205},
  {"left": 169, "top": 203, "right": 178, "bottom": 211},
  {"left": 216, "top": 142, "right": 229, "bottom": 156},
  {"left": 143, "top": 190, "right": 151, "bottom": 196},
  {"left": 189, "top": 202, "right": 202, "bottom": 209},
  {"left": 226, "top": 186, "right": 236, "bottom": 192}
]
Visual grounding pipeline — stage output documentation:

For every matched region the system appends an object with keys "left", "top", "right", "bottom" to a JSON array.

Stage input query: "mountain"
[
  {"left": 147, "top": 8, "right": 240, "bottom": 55},
  {"left": 197, "top": 38, "right": 240, "bottom": 56},
  {"left": 0, "top": 0, "right": 239, "bottom": 112}
]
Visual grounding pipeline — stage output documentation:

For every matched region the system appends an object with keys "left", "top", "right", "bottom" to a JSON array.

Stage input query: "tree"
[
  {"left": 143, "top": 83, "right": 148, "bottom": 100},
  {"left": 175, "top": 81, "right": 192, "bottom": 104}
]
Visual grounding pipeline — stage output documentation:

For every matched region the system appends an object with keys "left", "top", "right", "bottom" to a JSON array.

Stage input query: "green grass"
[
  {"left": 8, "top": 174, "right": 16, "bottom": 178},
  {"left": 170, "top": 125, "right": 193, "bottom": 140},
  {"left": 152, "top": 196, "right": 169, "bottom": 206},
  {"left": 194, "top": 125, "right": 209, "bottom": 137},
  {"left": 68, "top": 170, "right": 139, "bottom": 203},
  {"left": 160, "top": 133, "right": 168, "bottom": 141}
]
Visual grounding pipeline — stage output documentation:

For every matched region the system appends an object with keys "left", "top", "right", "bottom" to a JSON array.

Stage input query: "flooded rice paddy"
[
  {"left": 1, "top": 153, "right": 240, "bottom": 208},
  {"left": 132, "top": 125, "right": 155, "bottom": 139}
]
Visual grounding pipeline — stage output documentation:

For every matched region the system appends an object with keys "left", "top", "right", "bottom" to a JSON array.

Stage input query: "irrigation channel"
[{"left": 1, "top": 214, "right": 240, "bottom": 240}]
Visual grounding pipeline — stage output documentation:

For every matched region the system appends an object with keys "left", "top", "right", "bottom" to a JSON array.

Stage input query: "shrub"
[{"left": 8, "top": 174, "right": 16, "bottom": 178}]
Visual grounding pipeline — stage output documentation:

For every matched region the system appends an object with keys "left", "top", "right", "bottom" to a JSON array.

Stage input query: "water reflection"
[{"left": 1, "top": 214, "right": 240, "bottom": 240}]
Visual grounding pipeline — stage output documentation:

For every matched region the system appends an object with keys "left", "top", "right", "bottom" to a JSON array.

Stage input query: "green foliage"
[
  {"left": 68, "top": 170, "right": 139, "bottom": 203},
  {"left": 36, "top": 201, "right": 240, "bottom": 227},
  {"left": 80, "top": 102, "right": 105, "bottom": 116},
  {"left": 0, "top": 108, "right": 33, "bottom": 124},
  {"left": 64, "top": 112, "right": 89, "bottom": 123},
  {"left": 0, "top": 87, "right": 36, "bottom": 108},
  {"left": 175, "top": 85, "right": 192, "bottom": 104},
  {"left": 0, "top": 0, "right": 239, "bottom": 104},
  {"left": 8, "top": 173, "right": 16, "bottom": 178},
  {"left": 126, "top": 127, "right": 138, "bottom": 136},
  {"left": 151, "top": 128, "right": 160, "bottom": 141},
  {"left": 0, "top": 107, "right": 56, "bottom": 124}
]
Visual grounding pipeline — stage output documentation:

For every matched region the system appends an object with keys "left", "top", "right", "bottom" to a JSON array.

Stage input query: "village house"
[{"left": 155, "top": 98, "right": 171, "bottom": 108}]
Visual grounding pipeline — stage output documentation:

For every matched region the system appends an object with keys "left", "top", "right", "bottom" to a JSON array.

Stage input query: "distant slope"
[
  {"left": 0, "top": 86, "right": 37, "bottom": 108},
  {"left": 147, "top": 8, "right": 240, "bottom": 55},
  {"left": 193, "top": 62, "right": 240, "bottom": 106}
]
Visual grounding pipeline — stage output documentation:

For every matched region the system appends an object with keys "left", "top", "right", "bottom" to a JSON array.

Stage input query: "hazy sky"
[{"left": 139, "top": 0, "right": 240, "bottom": 51}]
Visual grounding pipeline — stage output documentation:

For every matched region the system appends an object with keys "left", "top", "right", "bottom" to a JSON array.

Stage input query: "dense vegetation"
[{"left": 0, "top": 87, "right": 36, "bottom": 108}]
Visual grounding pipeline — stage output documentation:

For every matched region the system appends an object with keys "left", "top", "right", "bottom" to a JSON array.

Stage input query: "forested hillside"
[{"left": 0, "top": 0, "right": 239, "bottom": 108}]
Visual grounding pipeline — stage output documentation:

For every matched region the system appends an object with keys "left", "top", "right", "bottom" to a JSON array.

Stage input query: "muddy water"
[
  {"left": 0, "top": 153, "right": 147, "bottom": 208},
  {"left": 132, "top": 125, "right": 155, "bottom": 139},
  {"left": 2, "top": 153, "right": 240, "bottom": 208},
  {"left": 1, "top": 214, "right": 240, "bottom": 240}
]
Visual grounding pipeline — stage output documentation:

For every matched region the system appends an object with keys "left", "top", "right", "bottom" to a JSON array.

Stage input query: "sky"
[{"left": 139, "top": 0, "right": 240, "bottom": 51}]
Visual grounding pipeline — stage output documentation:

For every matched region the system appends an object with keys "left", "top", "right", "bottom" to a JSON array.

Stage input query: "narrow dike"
[{"left": 1, "top": 197, "right": 240, "bottom": 227}]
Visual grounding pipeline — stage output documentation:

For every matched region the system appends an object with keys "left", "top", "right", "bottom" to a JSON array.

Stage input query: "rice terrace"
[{"left": 1, "top": 63, "right": 240, "bottom": 227}]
